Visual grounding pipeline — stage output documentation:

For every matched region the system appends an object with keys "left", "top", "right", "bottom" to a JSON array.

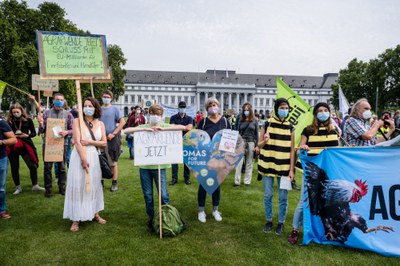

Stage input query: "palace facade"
[{"left": 115, "top": 69, "right": 338, "bottom": 116}]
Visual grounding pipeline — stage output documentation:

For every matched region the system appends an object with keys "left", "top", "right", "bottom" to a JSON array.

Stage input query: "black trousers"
[
  {"left": 43, "top": 146, "right": 67, "bottom": 190},
  {"left": 9, "top": 152, "right": 38, "bottom": 186},
  {"left": 171, "top": 163, "right": 190, "bottom": 181}
]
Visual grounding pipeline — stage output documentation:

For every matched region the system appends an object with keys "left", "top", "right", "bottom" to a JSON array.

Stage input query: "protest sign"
[
  {"left": 31, "top": 74, "right": 58, "bottom": 91},
  {"left": 300, "top": 147, "right": 400, "bottom": 257},
  {"left": 134, "top": 130, "right": 183, "bottom": 166},
  {"left": 183, "top": 129, "right": 244, "bottom": 195},
  {"left": 218, "top": 129, "right": 239, "bottom": 153},
  {"left": 44, "top": 118, "right": 65, "bottom": 162},
  {"left": 160, "top": 103, "right": 197, "bottom": 118},
  {"left": 36, "top": 31, "right": 110, "bottom": 79}
]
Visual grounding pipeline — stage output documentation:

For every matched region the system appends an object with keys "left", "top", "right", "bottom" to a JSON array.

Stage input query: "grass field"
[{"left": 1, "top": 137, "right": 398, "bottom": 265}]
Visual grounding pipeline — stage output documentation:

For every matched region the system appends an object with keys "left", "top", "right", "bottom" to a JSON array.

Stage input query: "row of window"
[{"left": 123, "top": 94, "right": 196, "bottom": 105}]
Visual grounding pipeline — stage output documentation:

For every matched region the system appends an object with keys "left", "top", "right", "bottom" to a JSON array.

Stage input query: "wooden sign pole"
[
  {"left": 90, "top": 79, "right": 94, "bottom": 98},
  {"left": 76, "top": 80, "right": 91, "bottom": 192},
  {"left": 158, "top": 165, "right": 163, "bottom": 239}
]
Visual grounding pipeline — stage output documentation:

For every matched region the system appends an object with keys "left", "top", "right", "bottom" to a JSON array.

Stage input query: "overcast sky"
[{"left": 29, "top": 0, "right": 400, "bottom": 76}]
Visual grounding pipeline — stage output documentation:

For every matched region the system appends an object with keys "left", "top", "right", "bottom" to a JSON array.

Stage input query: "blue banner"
[
  {"left": 160, "top": 103, "right": 197, "bottom": 119},
  {"left": 300, "top": 147, "right": 400, "bottom": 257},
  {"left": 183, "top": 129, "right": 244, "bottom": 195}
]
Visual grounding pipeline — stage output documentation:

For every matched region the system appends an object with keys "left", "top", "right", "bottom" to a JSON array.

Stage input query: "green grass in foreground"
[{"left": 0, "top": 137, "right": 398, "bottom": 266}]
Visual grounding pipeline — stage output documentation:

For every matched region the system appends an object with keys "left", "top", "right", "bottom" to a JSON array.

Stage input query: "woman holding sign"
[
  {"left": 63, "top": 97, "right": 107, "bottom": 232},
  {"left": 287, "top": 102, "right": 339, "bottom": 244},
  {"left": 196, "top": 98, "right": 231, "bottom": 223},
  {"left": 7, "top": 103, "right": 44, "bottom": 195}
]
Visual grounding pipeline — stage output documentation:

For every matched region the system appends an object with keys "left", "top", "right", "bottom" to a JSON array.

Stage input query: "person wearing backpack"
[
  {"left": 197, "top": 97, "right": 231, "bottom": 223},
  {"left": 257, "top": 98, "right": 295, "bottom": 236},
  {"left": 234, "top": 103, "right": 258, "bottom": 186}
]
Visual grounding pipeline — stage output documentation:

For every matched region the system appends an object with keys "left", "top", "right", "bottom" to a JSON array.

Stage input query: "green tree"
[{"left": 0, "top": 0, "right": 127, "bottom": 110}]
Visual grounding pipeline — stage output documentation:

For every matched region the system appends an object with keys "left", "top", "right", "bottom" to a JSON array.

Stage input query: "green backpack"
[{"left": 153, "top": 205, "right": 186, "bottom": 237}]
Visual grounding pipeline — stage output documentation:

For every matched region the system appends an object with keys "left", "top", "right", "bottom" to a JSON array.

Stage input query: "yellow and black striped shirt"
[
  {"left": 295, "top": 126, "right": 339, "bottom": 172},
  {"left": 258, "top": 117, "right": 293, "bottom": 177}
]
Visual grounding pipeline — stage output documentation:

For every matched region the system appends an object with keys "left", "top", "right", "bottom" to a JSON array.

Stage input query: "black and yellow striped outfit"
[
  {"left": 295, "top": 126, "right": 339, "bottom": 172},
  {"left": 258, "top": 117, "right": 293, "bottom": 177}
]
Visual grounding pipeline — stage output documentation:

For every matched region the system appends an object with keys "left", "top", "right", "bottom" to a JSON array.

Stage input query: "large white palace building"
[{"left": 115, "top": 69, "right": 338, "bottom": 116}]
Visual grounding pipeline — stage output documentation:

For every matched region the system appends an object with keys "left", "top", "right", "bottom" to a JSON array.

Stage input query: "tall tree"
[{"left": 0, "top": 0, "right": 127, "bottom": 110}]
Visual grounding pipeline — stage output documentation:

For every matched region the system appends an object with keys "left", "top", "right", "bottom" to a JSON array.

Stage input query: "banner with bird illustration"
[{"left": 300, "top": 147, "right": 400, "bottom": 257}]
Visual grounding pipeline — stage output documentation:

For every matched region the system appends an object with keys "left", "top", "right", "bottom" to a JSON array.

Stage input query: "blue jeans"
[
  {"left": 263, "top": 176, "right": 288, "bottom": 223},
  {"left": 0, "top": 157, "right": 9, "bottom": 214},
  {"left": 292, "top": 177, "right": 305, "bottom": 230},
  {"left": 139, "top": 168, "right": 170, "bottom": 219}
]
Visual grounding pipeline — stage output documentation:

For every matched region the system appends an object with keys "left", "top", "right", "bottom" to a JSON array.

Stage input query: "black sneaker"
[
  {"left": 291, "top": 180, "right": 301, "bottom": 191},
  {"left": 169, "top": 179, "right": 178, "bottom": 186},
  {"left": 184, "top": 180, "right": 191, "bottom": 185},
  {"left": 59, "top": 186, "right": 65, "bottom": 196},
  {"left": 110, "top": 180, "right": 118, "bottom": 192},
  {"left": 263, "top": 221, "right": 273, "bottom": 233},
  {"left": 147, "top": 219, "right": 155, "bottom": 233},
  {"left": 276, "top": 223, "right": 284, "bottom": 235},
  {"left": 44, "top": 189, "right": 53, "bottom": 198}
]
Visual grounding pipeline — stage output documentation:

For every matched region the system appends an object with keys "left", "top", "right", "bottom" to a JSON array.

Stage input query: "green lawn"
[{"left": 1, "top": 137, "right": 398, "bottom": 265}]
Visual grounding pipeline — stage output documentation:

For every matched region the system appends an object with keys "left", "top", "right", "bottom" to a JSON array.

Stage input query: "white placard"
[
  {"left": 279, "top": 176, "right": 292, "bottom": 190},
  {"left": 134, "top": 130, "right": 183, "bottom": 166},
  {"left": 32, "top": 74, "right": 59, "bottom": 91},
  {"left": 218, "top": 129, "right": 239, "bottom": 153}
]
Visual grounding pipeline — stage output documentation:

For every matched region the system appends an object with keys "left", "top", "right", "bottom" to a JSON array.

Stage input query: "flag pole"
[{"left": 158, "top": 164, "right": 163, "bottom": 239}]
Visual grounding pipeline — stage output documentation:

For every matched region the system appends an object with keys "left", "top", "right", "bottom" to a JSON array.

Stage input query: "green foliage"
[
  {"left": 1, "top": 137, "right": 399, "bottom": 265},
  {"left": 0, "top": 0, "right": 127, "bottom": 109},
  {"left": 332, "top": 45, "right": 400, "bottom": 114}
]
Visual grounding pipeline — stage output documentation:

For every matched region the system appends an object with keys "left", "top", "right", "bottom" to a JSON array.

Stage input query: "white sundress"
[{"left": 63, "top": 125, "right": 104, "bottom": 222}]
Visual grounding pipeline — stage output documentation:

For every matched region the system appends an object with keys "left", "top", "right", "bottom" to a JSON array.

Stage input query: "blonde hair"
[
  {"left": 149, "top": 104, "right": 164, "bottom": 116},
  {"left": 204, "top": 97, "right": 220, "bottom": 109}
]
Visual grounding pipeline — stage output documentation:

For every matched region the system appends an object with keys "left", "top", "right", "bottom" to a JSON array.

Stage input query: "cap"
[
  {"left": 178, "top": 101, "right": 187, "bottom": 108},
  {"left": 313, "top": 102, "right": 330, "bottom": 114}
]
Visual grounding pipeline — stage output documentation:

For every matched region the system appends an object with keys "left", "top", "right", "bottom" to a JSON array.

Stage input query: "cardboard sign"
[
  {"left": 218, "top": 129, "right": 239, "bottom": 153},
  {"left": 36, "top": 31, "right": 110, "bottom": 79},
  {"left": 43, "top": 90, "right": 53, "bottom": 97},
  {"left": 31, "top": 74, "right": 59, "bottom": 91},
  {"left": 183, "top": 129, "right": 245, "bottom": 195},
  {"left": 134, "top": 130, "right": 183, "bottom": 166},
  {"left": 44, "top": 118, "right": 65, "bottom": 162}
]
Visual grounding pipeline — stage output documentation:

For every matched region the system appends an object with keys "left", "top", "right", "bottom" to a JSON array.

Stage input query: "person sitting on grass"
[{"left": 123, "top": 104, "right": 189, "bottom": 232}]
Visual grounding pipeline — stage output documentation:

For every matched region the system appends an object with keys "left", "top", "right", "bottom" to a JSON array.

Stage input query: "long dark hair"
[
  {"left": 7, "top": 103, "right": 28, "bottom": 124},
  {"left": 240, "top": 103, "right": 254, "bottom": 122},
  {"left": 83, "top": 97, "right": 102, "bottom": 119}
]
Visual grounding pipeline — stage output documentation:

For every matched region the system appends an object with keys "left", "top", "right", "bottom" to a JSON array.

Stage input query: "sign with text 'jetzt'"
[
  {"left": 36, "top": 31, "right": 110, "bottom": 79},
  {"left": 134, "top": 130, "right": 183, "bottom": 166}
]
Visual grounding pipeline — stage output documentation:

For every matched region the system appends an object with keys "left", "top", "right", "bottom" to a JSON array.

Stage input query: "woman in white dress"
[{"left": 63, "top": 97, "right": 107, "bottom": 232}]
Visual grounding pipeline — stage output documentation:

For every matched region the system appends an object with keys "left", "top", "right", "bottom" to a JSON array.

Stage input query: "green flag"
[
  {"left": 276, "top": 78, "right": 314, "bottom": 146},
  {"left": 0, "top": 80, "right": 6, "bottom": 98}
]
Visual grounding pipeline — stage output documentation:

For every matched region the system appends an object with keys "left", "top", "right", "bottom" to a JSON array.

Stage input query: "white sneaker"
[
  {"left": 13, "top": 186, "right": 22, "bottom": 195},
  {"left": 212, "top": 210, "right": 222, "bottom": 222},
  {"left": 32, "top": 184, "right": 45, "bottom": 191},
  {"left": 198, "top": 211, "right": 206, "bottom": 223}
]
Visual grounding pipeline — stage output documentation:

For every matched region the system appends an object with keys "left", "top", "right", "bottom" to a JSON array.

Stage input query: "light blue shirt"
[{"left": 100, "top": 106, "right": 123, "bottom": 134}]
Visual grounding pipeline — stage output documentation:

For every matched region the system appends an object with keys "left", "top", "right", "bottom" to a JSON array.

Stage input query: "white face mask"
[
  {"left": 362, "top": 110, "right": 372, "bottom": 120},
  {"left": 83, "top": 107, "right": 95, "bottom": 117},
  {"left": 149, "top": 115, "right": 163, "bottom": 124},
  {"left": 136, "top": 109, "right": 141, "bottom": 114}
]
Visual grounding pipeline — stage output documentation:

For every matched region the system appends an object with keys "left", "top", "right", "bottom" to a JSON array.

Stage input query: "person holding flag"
[{"left": 257, "top": 98, "right": 295, "bottom": 235}]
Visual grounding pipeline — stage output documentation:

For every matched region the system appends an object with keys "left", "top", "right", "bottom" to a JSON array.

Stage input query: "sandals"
[
  {"left": 70, "top": 222, "right": 79, "bottom": 232},
  {"left": 94, "top": 214, "right": 107, "bottom": 225}
]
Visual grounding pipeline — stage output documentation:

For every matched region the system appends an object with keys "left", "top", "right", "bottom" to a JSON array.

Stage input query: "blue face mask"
[
  {"left": 317, "top": 112, "right": 330, "bottom": 122},
  {"left": 83, "top": 107, "right": 95, "bottom": 117},
  {"left": 54, "top": 100, "right": 64, "bottom": 107},
  {"left": 244, "top": 111, "right": 250, "bottom": 117},
  {"left": 102, "top": 98, "right": 111, "bottom": 104},
  {"left": 179, "top": 108, "right": 185, "bottom": 114},
  {"left": 277, "top": 109, "right": 289, "bottom": 119}
]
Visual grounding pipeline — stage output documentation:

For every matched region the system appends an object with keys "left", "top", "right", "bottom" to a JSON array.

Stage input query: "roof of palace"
[{"left": 124, "top": 69, "right": 338, "bottom": 89}]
